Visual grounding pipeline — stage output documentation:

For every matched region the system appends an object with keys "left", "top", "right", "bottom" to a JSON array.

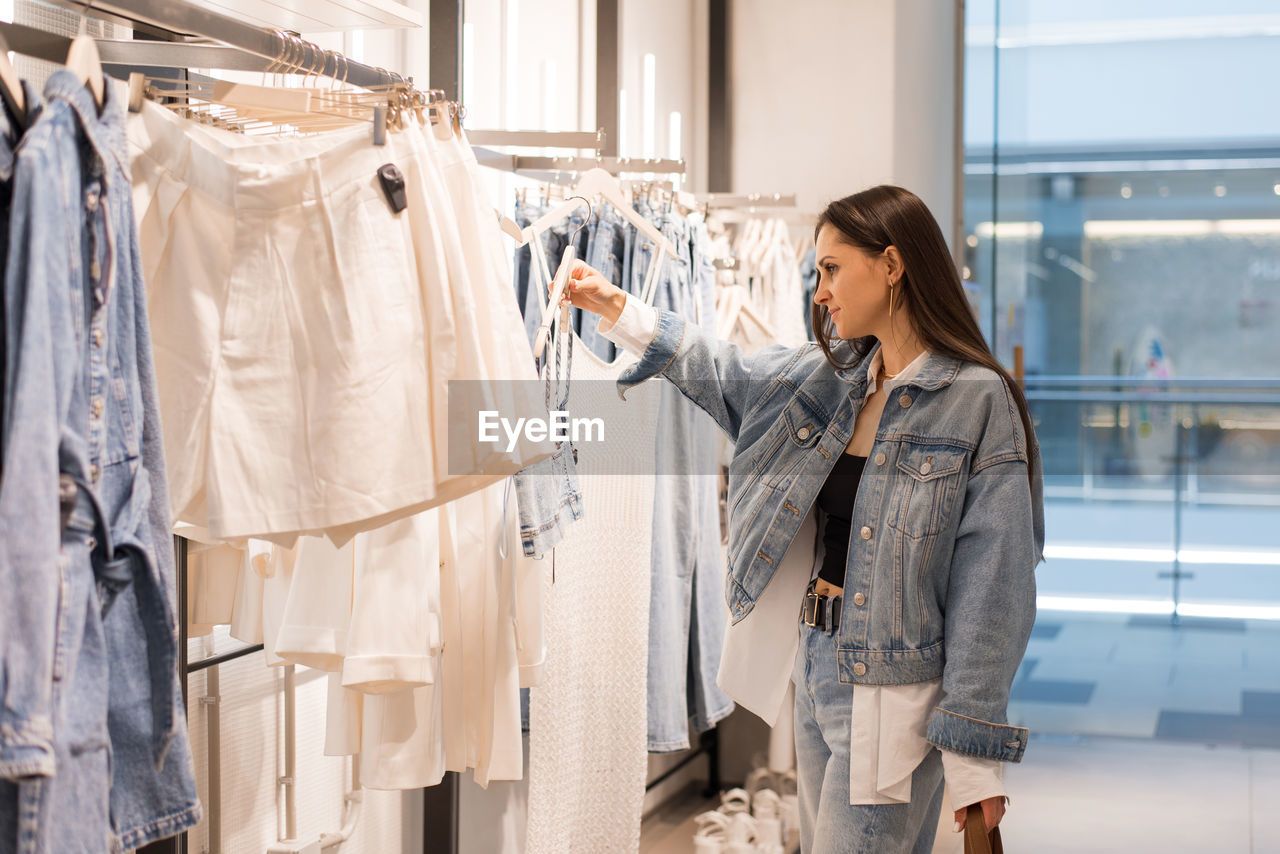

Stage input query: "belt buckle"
[{"left": 802, "top": 591, "right": 821, "bottom": 627}]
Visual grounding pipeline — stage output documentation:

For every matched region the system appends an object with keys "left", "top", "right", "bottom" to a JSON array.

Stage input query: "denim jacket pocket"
[
  {"left": 760, "top": 404, "right": 824, "bottom": 489},
  {"left": 888, "top": 441, "right": 967, "bottom": 539}
]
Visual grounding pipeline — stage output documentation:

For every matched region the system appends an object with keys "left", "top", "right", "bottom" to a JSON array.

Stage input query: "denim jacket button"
[
  {"left": 860, "top": 526, "right": 872, "bottom": 540},
  {"left": 874, "top": 452, "right": 886, "bottom": 466},
  {"left": 899, "top": 395, "right": 913, "bottom": 408},
  {"left": 797, "top": 427, "right": 811, "bottom": 440},
  {"left": 853, "top": 592, "right": 866, "bottom": 606},
  {"left": 920, "top": 461, "right": 933, "bottom": 475},
  {"left": 853, "top": 662, "right": 867, "bottom": 676}
]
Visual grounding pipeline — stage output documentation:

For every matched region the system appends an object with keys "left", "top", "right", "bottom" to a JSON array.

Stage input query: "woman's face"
[{"left": 812, "top": 224, "right": 897, "bottom": 341}]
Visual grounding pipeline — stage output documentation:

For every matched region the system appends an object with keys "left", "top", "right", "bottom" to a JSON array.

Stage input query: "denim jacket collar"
[
  {"left": 834, "top": 339, "right": 963, "bottom": 393},
  {"left": 42, "top": 70, "right": 129, "bottom": 181}
]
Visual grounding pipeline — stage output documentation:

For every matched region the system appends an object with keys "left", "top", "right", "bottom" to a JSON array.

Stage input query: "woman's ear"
[{"left": 883, "top": 245, "right": 903, "bottom": 285}]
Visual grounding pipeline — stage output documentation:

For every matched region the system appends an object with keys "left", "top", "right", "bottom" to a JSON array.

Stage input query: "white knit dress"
[{"left": 526, "top": 335, "right": 660, "bottom": 854}]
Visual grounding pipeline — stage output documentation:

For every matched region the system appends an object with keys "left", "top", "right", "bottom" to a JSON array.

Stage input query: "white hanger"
[
  {"left": 717, "top": 284, "right": 774, "bottom": 345},
  {"left": 495, "top": 209, "right": 524, "bottom": 241},
  {"left": 65, "top": 1, "right": 104, "bottom": 108},
  {"left": 525, "top": 168, "right": 679, "bottom": 260}
]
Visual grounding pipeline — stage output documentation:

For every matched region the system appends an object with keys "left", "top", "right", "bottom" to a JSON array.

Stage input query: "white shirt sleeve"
[
  {"left": 596, "top": 294, "right": 658, "bottom": 356},
  {"left": 940, "top": 749, "right": 1007, "bottom": 811}
]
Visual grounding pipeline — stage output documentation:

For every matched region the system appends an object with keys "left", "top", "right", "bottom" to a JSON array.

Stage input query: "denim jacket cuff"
[
  {"left": 0, "top": 714, "right": 57, "bottom": 779},
  {"left": 616, "top": 308, "right": 685, "bottom": 400},
  {"left": 926, "top": 707, "right": 1028, "bottom": 762}
]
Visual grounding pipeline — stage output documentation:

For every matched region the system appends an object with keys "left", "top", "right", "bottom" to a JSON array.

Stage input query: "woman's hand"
[
  {"left": 550, "top": 260, "right": 627, "bottom": 325},
  {"left": 954, "top": 796, "right": 1005, "bottom": 834}
]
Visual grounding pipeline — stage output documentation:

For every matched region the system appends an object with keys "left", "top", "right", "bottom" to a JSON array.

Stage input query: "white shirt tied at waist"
[{"left": 598, "top": 295, "right": 1007, "bottom": 810}]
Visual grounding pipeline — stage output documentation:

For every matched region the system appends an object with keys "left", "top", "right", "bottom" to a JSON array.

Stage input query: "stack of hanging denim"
[
  {"left": 512, "top": 198, "right": 631, "bottom": 364},
  {"left": 801, "top": 245, "right": 818, "bottom": 341},
  {"left": 509, "top": 198, "right": 735, "bottom": 752},
  {"left": 0, "top": 73, "right": 200, "bottom": 852}
]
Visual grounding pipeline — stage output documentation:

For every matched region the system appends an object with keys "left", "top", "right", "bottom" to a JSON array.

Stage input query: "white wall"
[
  {"left": 617, "top": 0, "right": 705, "bottom": 187},
  {"left": 729, "top": 0, "right": 959, "bottom": 247}
]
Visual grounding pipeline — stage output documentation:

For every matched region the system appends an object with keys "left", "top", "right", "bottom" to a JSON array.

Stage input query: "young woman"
[{"left": 561, "top": 185, "right": 1043, "bottom": 852}]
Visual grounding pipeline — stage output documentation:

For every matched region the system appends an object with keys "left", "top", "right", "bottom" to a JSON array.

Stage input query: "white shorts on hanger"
[{"left": 129, "top": 102, "right": 440, "bottom": 543}]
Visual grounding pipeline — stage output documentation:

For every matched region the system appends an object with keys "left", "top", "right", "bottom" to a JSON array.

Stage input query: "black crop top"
[{"left": 815, "top": 453, "right": 867, "bottom": 588}]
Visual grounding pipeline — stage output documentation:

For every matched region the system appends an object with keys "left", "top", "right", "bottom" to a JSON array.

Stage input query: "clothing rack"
[
  {"left": 644, "top": 729, "right": 722, "bottom": 798},
  {"left": 700, "top": 192, "right": 798, "bottom": 208},
  {"left": 2, "top": 2, "right": 720, "bottom": 851},
  {"left": 55, "top": 0, "right": 412, "bottom": 90}
]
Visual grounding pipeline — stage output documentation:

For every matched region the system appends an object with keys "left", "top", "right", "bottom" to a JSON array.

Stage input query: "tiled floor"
[
  {"left": 1011, "top": 613, "right": 1280, "bottom": 748},
  {"left": 642, "top": 613, "right": 1280, "bottom": 853}
]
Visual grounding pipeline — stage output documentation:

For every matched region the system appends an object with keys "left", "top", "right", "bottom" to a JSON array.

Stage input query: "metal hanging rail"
[
  {"left": 698, "top": 192, "right": 798, "bottom": 208},
  {"left": 467, "top": 129, "right": 604, "bottom": 150},
  {"left": 60, "top": 0, "right": 409, "bottom": 90}
]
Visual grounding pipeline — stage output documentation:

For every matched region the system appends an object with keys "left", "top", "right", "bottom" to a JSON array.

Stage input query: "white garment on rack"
[
  {"left": 354, "top": 483, "right": 539, "bottom": 790},
  {"left": 128, "top": 102, "right": 553, "bottom": 546},
  {"left": 273, "top": 537, "right": 356, "bottom": 672},
  {"left": 439, "top": 480, "right": 542, "bottom": 786},
  {"left": 526, "top": 338, "right": 659, "bottom": 854},
  {"left": 324, "top": 672, "right": 363, "bottom": 757},
  {"left": 185, "top": 540, "right": 241, "bottom": 637},
  {"left": 228, "top": 540, "right": 271, "bottom": 646}
]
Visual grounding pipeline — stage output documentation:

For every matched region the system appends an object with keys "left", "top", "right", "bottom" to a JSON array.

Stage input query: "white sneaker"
[{"left": 693, "top": 810, "right": 730, "bottom": 854}]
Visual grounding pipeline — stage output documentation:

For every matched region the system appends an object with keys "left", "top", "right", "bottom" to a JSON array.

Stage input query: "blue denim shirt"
[
  {"left": 0, "top": 72, "right": 199, "bottom": 847},
  {"left": 616, "top": 308, "right": 1044, "bottom": 762}
]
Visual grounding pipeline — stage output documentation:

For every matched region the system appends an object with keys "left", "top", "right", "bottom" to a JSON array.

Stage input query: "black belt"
[{"left": 801, "top": 579, "right": 842, "bottom": 634}]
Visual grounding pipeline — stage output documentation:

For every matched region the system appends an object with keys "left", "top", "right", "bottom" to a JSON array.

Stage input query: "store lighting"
[
  {"left": 1037, "top": 596, "right": 1173, "bottom": 615},
  {"left": 1214, "top": 183, "right": 1228, "bottom": 197},
  {"left": 974, "top": 221, "right": 1043, "bottom": 239},
  {"left": 642, "top": 53, "right": 656, "bottom": 160},
  {"left": 1120, "top": 183, "right": 1132, "bottom": 199},
  {"left": 1217, "top": 219, "right": 1280, "bottom": 234},
  {"left": 1274, "top": 183, "right": 1280, "bottom": 195},
  {"left": 462, "top": 23, "right": 474, "bottom": 112},
  {"left": 1044, "top": 545, "right": 1171, "bottom": 562},
  {"left": 1083, "top": 219, "right": 1280, "bottom": 238},
  {"left": 618, "top": 88, "right": 628, "bottom": 157},
  {"left": 1037, "top": 596, "right": 1280, "bottom": 621},
  {"left": 504, "top": 0, "right": 520, "bottom": 130},
  {"left": 966, "top": 234, "right": 979, "bottom": 247},
  {"left": 1043, "top": 543, "right": 1280, "bottom": 566},
  {"left": 541, "top": 60, "right": 557, "bottom": 130}
]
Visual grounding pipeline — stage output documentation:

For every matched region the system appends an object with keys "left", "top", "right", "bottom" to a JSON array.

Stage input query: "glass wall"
[
  {"left": 965, "top": 2, "right": 1280, "bottom": 753},
  {"left": 965, "top": 1, "right": 1280, "bottom": 624}
]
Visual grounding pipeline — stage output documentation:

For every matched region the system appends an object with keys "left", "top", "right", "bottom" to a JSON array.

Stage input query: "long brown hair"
[{"left": 812, "top": 185, "right": 1038, "bottom": 480}]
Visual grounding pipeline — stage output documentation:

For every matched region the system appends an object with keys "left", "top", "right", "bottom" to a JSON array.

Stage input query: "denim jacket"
[
  {"left": 615, "top": 306, "right": 1044, "bottom": 763},
  {"left": 0, "top": 73, "right": 199, "bottom": 848}
]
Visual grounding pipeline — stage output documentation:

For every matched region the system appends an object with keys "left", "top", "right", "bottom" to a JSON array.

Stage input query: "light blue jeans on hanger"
[
  {"left": 636, "top": 208, "right": 734, "bottom": 751},
  {"left": 792, "top": 620, "right": 946, "bottom": 854},
  {"left": 576, "top": 206, "right": 625, "bottom": 362}
]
